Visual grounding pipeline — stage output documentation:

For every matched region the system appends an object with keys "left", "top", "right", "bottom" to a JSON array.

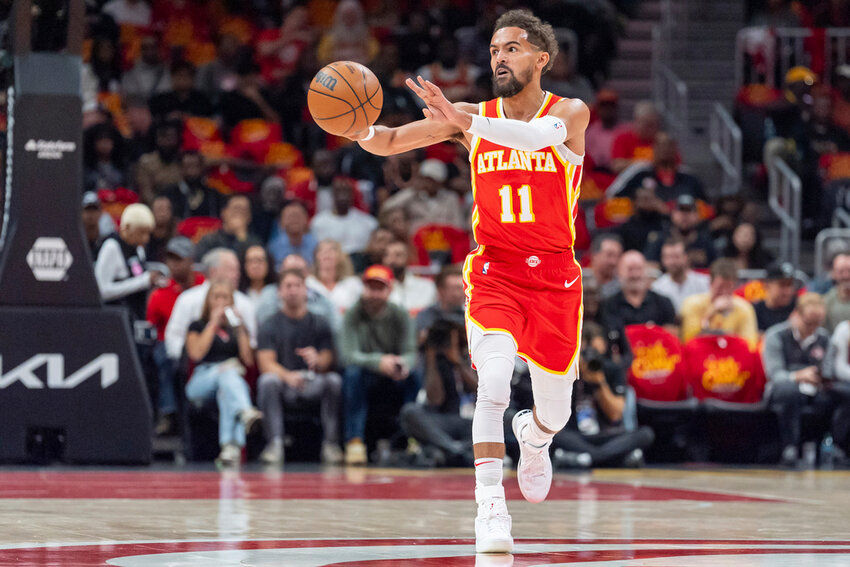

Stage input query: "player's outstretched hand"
[{"left": 405, "top": 76, "right": 472, "bottom": 130}]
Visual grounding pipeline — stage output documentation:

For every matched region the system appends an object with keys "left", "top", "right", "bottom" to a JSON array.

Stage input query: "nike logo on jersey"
[{"left": 564, "top": 276, "right": 580, "bottom": 288}]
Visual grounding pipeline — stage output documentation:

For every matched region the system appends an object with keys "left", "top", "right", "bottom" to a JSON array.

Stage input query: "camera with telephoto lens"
[{"left": 581, "top": 347, "right": 604, "bottom": 373}]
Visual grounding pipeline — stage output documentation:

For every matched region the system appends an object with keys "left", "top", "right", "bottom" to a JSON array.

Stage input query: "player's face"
[{"left": 489, "top": 27, "right": 545, "bottom": 98}]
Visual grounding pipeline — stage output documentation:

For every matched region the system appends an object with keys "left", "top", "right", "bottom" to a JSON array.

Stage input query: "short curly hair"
[{"left": 493, "top": 9, "right": 558, "bottom": 74}]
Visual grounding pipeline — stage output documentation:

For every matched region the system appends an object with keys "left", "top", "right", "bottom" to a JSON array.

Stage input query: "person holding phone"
[{"left": 185, "top": 280, "right": 261, "bottom": 466}]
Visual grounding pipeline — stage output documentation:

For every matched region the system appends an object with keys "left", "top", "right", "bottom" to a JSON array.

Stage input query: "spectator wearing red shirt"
[
  {"left": 256, "top": 7, "right": 314, "bottom": 87},
  {"left": 611, "top": 101, "right": 661, "bottom": 174},
  {"left": 147, "top": 236, "right": 205, "bottom": 435},
  {"left": 585, "top": 89, "right": 627, "bottom": 172}
]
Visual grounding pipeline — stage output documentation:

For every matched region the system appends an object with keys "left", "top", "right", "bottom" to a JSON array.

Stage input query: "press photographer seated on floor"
[{"left": 551, "top": 323, "right": 655, "bottom": 469}]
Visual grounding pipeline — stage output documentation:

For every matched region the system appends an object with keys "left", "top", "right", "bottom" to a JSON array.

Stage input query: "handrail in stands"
[
  {"left": 814, "top": 228, "right": 850, "bottom": 279},
  {"left": 652, "top": 26, "right": 689, "bottom": 144},
  {"left": 709, "top": 103, "right": 742, "bottom": 196},
  {"left": 767, "top": 156, "right": 802, "bottom": 268}
]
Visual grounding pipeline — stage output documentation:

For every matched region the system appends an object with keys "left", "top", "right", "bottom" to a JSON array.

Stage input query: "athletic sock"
[
  {"left": 474, "top": 458, "right": 503, "bottom": 488},
  {"left": 524, "top": 417, "right": 554, "bottom": 448}
]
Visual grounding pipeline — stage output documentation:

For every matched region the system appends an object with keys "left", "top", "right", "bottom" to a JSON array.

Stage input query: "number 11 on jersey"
[{"left": 498, "top": 184, "right": 535, "bottom": 223}]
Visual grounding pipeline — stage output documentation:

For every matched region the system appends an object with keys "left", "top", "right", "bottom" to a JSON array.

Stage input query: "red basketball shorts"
[{"left": 462, "top": 245, "right": 584, "bottom": 374}]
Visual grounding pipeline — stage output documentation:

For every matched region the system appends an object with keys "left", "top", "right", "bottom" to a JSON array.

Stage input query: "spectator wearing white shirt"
[
  {"left": 383, "top": 239, "right": 436, "bottom": 314},
  {"left": 651, "top": 237, "right": 710, "bottom": 313},
  {"left": 165, "top": 248, "right": 257, "bottom": 360},
  {"left": 103, "top": 0, "right": 152, "bottom": 27},
  {"left": 307, "top": 240, "right": 364, "bottom": 314},
  {"left": 310, "top": 178, "right": 378, "bottom": 254},
  {"left": 382, "top": 159, "right": 464, "bottom": 234}
]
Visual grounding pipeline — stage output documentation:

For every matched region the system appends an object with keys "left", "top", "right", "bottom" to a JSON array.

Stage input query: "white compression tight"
[{"left": 470, "top": 326, "right": 579, "bottom": 445}]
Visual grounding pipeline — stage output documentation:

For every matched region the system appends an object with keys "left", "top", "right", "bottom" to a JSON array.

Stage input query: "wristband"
[{"left": 361, "top": 126, "right": 376, "bottom": 141}]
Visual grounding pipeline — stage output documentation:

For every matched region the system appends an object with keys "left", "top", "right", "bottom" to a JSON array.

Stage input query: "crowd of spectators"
[{"left": 5, "top": 0, "right": 846, "bottom": 468}]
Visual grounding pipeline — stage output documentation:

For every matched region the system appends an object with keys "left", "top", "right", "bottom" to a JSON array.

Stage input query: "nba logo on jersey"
[{"left": 482, "top": 261, "right": 490, "bottom": 274}]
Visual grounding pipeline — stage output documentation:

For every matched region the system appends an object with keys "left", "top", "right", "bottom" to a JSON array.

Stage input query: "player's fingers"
[
  {"left": 423, "top": 108, "right": 433, "bottom": 120},
  {"left": 405, "top": 77, "right": 426, "bottom": 97},
  {"left": 424, "top": 79, "right": 443, "bottom": 97}
]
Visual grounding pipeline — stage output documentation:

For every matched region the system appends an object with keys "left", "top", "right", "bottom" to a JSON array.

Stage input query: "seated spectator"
[
  {"left": 415, "top": 265, "right": 466, "bottom": 339},
  {"left": 240, "top": 245, "right": 278, "bottom": 315},
  {"left": 383, "top": 239, "right": 437, "bottom": 313},
  {"left": 103, "top": 0, "right": 152, "bottom": 27},
  {"left": 382, "top": 159, "right": 465, "bottom": 234},
  {"left": 316, "top": 0, "right": 379, "bottom": 66},
  {"left": 185, "top": 280, "right": 261, "bottom": 466},
  {"left": 310, "top": 178, "right": 378, "bottom": 254},
  {"left": 750, "top": 0, "right": 801, "bottom": 27},
  {"left": 146, "top": 237, "right": 204, "bottom": 435},
  {"left": 81, "top": 191, "right": 107, "bottom": 258},
  {"left": 146, "top": 195, "right": 177, "bottom": 262},
  {"left": 651, "top": 236, "right": 710, "bottom": 313},
  {"left": 601, "top": 251, "right": 677, "bottom": 335},
  {"left": 825, "top": 253, "right": 850, "bottom": 332},
  {"left": 620, "top": 133, "right": 706, "bottom": 202},
  {"left": 287, "top": 150, "right": 340, "bottom": 217},
  {"left": 340, "top": 265, "right": 419, "bottom": 465},
  {"left": 252, "top": 176, "right": 286, "bottom": 244},
  {"left": 83, "top": 123, "right": 126, "bottom": 192},
  {"left": 95, "top": 204, "right": 162, "bottom": 326},
  {"left": 400, "top": 319, "right": 476, "bottom": 466},
  {"left": 86, "top": 36, "right": 122, "bottom": 94},
  {"left": 165, "top": 248, "right": 257, "bottom": 361},
  {"left": 268, "top": 200, "right": 318, "bottom": 269},
  {"left": 611, "top": 101, "right": 661, "bottom": 174},
  {"left": 762, "top": 293, "right": 833, "bottom": 467},
  {"left": 585, "top": 89, "right": 626, "bottom": 172},
  {"left": 541, "top": 46, "right": 595, "bottom": 104},
  {"left": 588, "top": 233, "right": 623, "bottom": 299},
  {"left": 306, "top": 239, "right": 364, "bottom": 315},
  {"left": 125, "top": 96, "right": 155, "bottom": 162},
  {"left": 552, "top": 323, "right": 655, "bottom": 469},
  {"left": 581, "top": 271, "right": 603, "bottom": 325},
  {"left": 681, "top": 258, "right": 759, "bottom": 348},
  {"left": 161, "top": 152, "right": 222, "bottom": 219},
  {"left": 415, "top": 35, "right": 481, "bottom": 102},
  {"left": 709, "top": 196, "right": 760, "bottom": 254},
  {"left": 135, "top": 120, "right": 183, "bottom": 204},
  {"left": 822, "top": 318, "right": 850, "bottom": 458},
  {"left": 149, "top": 61, "right": 214, "bottom": 121},
  {"left": 754, "top": 261, "right": 799, "bottom": 332},
  {"left": 352, "top": 227, "right": 394, "bottom": 274},
  {"left": 257, "top": 269, "right": 342, "bottom": 465},
  {"left": 194, "top": 195, "right": 262, "bottom": 262},
  {"left": 617, "top": 185, "right": 668, "bottom": 253},
  {"left": 196, "top": 33, "right": 243, "bottom": 105},
  {"left": 256, "top": 253, "right": 339, "bottom": 331},
  {"left": 808, "top": 242, "right": 850, "bottom": 295},
  {"left": 122, "top": 34, "right": 170, "bottom": 101},
  {"left": 256, "top": 6, "right": 314, "bottom": 87},
  {"left": 722, "top": 222, "right": 774, "bottom": 271},
  {"left": 218, "top": 58, "right": 280, "bottom": 134},
  {"left": 645, "top": 195, "right": 715, "bottom": 270}
]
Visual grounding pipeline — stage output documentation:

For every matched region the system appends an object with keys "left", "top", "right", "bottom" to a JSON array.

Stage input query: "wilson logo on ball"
[{"left": 314, "top": 71, "right": 338, "bottom": 91}]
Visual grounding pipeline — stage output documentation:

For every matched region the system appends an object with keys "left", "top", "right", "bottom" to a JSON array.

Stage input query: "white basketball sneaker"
[
  {"left": 475, "top": 485, "right": 513, "bottom": 554},
  {"left": 512, "top": 409, "right": 552, "bottom": 504}
]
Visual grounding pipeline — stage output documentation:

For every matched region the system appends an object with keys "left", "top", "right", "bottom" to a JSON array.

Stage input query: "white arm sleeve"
[{"left": 466, "top": 113, "right": 567, "bottom": 151}]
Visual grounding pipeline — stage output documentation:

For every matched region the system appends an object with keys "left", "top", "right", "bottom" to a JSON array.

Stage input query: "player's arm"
[
  {"left": 351, "top": 102, "right": 476, "bottom": 156},
  {"left": 408, "top": 76, "right": 590, "bottom": 152}
]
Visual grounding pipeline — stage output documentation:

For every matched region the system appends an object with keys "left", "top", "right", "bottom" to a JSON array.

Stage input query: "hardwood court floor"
[{"left": 0, "top": 466, "right": 848, "bottom": 565}]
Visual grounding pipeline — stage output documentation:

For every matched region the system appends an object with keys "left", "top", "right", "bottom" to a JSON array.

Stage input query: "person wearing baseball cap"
[
  {"left": 753, "top": 261, "right": 799, "bottom": 332},
  {"left": 645, "top": 194, "right": 716, "bottom": 270},
  {"left": 82, "top": 191, "right": 106, "bottom": 257},
  {"left": 147, "top": 236, "right": 205, "bottom": 435},
  {"left": 340, "top": 264, "right": 418, "bottom": 465},
  {"left": 382, "top": 158, "right": 465, "bottom": 232}
]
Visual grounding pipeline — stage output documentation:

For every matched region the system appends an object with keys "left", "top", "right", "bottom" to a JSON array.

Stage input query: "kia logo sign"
[
  {"left": 0, "top": 354, "right": 118, "bottom": 389},
  {"left": 26, "top": 237, "right": 73, "bottom": 281}
]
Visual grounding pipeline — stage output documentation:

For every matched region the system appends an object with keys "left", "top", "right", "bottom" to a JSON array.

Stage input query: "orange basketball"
[{"left": 307, "top": 61, "right": 383, "bottom": 137}]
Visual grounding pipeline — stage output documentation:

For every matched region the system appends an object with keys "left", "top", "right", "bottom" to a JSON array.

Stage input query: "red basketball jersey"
[{"left": 469, "top": 92, "right": 583, "bottom": 254}]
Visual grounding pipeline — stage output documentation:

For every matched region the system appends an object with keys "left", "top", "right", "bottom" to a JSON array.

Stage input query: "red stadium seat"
[
  {"left": 177, "top": 217, "right": 222, "bottom": 243},
  {"left": 411, "top": 223, "right": 471, "bottom": 267},
  {"left": 625, "top": 324, "right": 689, "bottom": 402},
  {"left": 683, "top": 335, "right": 766, "bottom": 404},
  {"left": 229, "top": 119, "right": 283, "bottom": 163},
  {"left": 593, "top": 197, "right": 633, "bottom": 229}
]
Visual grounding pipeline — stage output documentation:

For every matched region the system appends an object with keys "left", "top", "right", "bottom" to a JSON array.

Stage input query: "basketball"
[{"left": 307, "top": 61, "right": 383, "bottom": 137}]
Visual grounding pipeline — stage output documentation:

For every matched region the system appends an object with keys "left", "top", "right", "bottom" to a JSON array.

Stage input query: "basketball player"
[{"left": 349, "top": 10, "right": 588, "bottom": 554}]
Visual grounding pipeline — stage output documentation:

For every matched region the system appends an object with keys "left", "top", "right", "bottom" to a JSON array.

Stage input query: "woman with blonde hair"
[
  {"left": 316, "top": 0, "right": 379, "bottom": 66},
  {"left": 185, "top": 280, "right": 261, "bottom": 466},
  {"left": 307, "top": 239, "right": 363, "bottom": 313}
]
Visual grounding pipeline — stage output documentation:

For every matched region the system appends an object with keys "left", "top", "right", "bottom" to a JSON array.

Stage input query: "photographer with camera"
[
  {"left": 762, "top": 293, "right": 839, "bottom": 467},
  {"left": 551, "top": 323, "right": 655, "bottom": 468},
  {"left": 400, "top": 319, "right": 477, "bottom": 467}
]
